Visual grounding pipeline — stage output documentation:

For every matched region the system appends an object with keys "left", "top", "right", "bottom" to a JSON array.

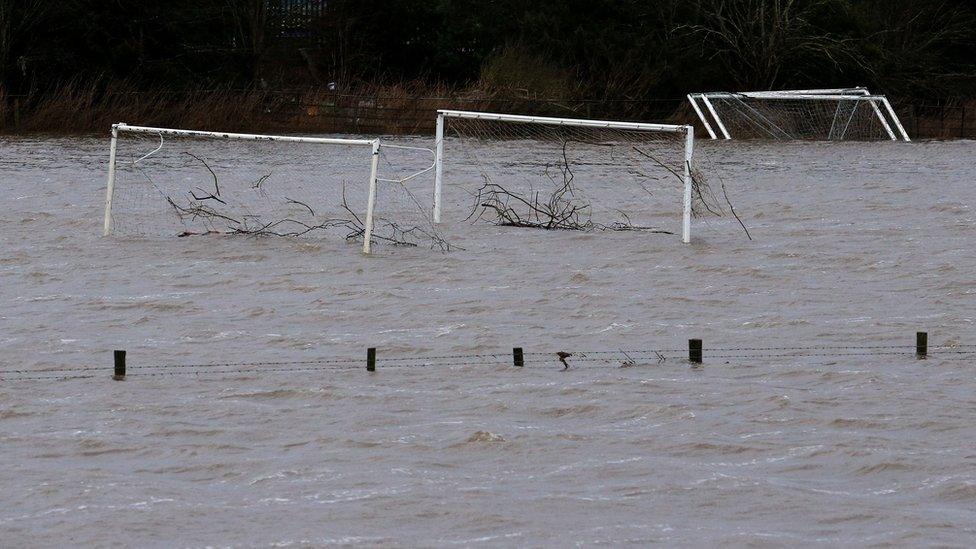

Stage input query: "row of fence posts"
[{"left": 109, "top": 332, "right": 931, "bottom": 380}]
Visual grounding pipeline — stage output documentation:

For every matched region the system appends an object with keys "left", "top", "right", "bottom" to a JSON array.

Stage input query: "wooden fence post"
[
  {"left": 916, "top": 332, "right": 927, "bottom": 359},
  {"left": 961, "top": 105, "right": 966, "bottom": 138},
  {"left": 913, "top": 104, "right": 919, "bottom": 138},
  {"left": 113, "top": 350, "right": 126, "bottom": 380},
  {"left": 689, "top": 339, "right": 703, "bottom": 364}
]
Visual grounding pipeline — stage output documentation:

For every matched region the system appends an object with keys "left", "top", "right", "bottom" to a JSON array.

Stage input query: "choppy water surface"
[{"left": 1, "top": 135, "right": 975, "bottom": 546}]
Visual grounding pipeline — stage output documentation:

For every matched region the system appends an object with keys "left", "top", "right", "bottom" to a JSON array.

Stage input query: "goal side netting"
[
  {"left": 102, "top": 124, "right": 446, "bottom": 254},
  {"left": 433, "top": 111, "right": 712, "bottom": 243},
  {"left": 687, "top": 88, "right": 910, "bottom": 141}
]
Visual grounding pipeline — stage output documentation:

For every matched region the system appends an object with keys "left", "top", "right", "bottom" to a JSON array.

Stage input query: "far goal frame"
[
  {"left": 687, "top": 87, "right": 910, "bottom": 141},
  {"left": 433, "top": 110, "right": 696, "bottom": 243},
  {"left": 103, "top": 123, "right": 385, "bottom": 254}
]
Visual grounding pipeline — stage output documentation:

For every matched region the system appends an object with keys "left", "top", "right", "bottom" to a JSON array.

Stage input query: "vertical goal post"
[
  {"left": 687, "top": 88, "right": 911, "bottom": 142},
  {"left": 433, "top": 110, "right": 696, "bottom": 244},
  {"left": 102, "top": 123, "right": 386, "bottom": 254}
]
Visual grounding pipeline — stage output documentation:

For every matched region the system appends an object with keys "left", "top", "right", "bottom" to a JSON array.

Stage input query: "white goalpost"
[
  {"left": 687, "top": 87, "right": 910, "bottom": 141},
  {"left": 103, "top": 123, "right": 440, "bottom": 254},
  {"left": 433, "top": 110, "right": 697, "bottom": 243}
]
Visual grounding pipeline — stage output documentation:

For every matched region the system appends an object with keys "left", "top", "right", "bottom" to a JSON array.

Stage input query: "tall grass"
[
  {"left": 0, "top": 86, "right": 8, "bottom": 125},
  {"left": 1, "top": 78, "right": 972, "bottom": 138},
  {"left": 3, "top": 80, "right": 272, "bottom": 134},
  {"left": 0, "top": 80, "right": 473, "bottom": 135},
  {"left": 0, "top": 77, "right": 588, "bottom": 135},
  {"left": 476, "top": 45, "right": 579, "bottom": 101}
]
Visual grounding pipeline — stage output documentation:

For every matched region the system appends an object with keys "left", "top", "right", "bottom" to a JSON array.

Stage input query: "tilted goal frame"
[
  {"left": 687, "top": 88, "right": 910, "bottom": 141},
  {"left": 103, "top": 123, "right": 386, "bottom": 254},
  {"left": 433, "top": 110, "right": 696, "bottom": 243}
]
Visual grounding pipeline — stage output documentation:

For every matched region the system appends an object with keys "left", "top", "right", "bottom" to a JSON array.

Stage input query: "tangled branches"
[
  {"left": 631, "top": 147, "right": 751, "bottom": 240},
  {"left": 158, "top": 153, "right": 454, "bottom": 251},
  {"left": 467, "top": 138, "right": 736, "bottom": 235},
  {"left": 630, "top": 146, "right": 720, "bottom": 219},
  {"left": 467, "top": 174, "right": 589, "bottom": 230},
  {"left": 466, "top": 175, "right": 673, "bottom": 234},
  {"left": 466, "top": 140, "right": 596, "bottom": 230},
  {"left": 631, "top": 146, "right": 751, "bottom": 239},
  {"left": 168, "top": 187, "right": 364, "bottom": 239}
]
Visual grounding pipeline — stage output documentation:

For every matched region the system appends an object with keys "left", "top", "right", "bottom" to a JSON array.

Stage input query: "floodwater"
[{"left": 1, "top": 135, "right": 975, "bottom": 546}]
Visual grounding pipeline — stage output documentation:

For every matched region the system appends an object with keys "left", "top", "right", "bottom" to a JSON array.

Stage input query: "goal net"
[
  {"left": 103, "top": 124, "right": 446, "bottom": 254},
  {"left": 687, "top": 88, "right": 910, "bottom": 141},
  {"left": 434, "top": 110, "right": 712, "bottom": 243}
]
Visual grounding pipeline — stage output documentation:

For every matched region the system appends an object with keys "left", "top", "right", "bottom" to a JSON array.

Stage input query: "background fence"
[
  {"left": 2, "top": 90, "right": 974, "bottom": 139},
  {"left": 260, "top": 94, "right": 976, "bottom": 139},
  {"left": 901, "top": 102, "right": 975, "bottom": 139}
]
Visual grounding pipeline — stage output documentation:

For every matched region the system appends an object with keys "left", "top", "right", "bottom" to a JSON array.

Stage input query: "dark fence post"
[
  {"left": 913, "top": 104, "right": 919, "bottom": 139},
  {"left": 689, "top": 339, "right": 703, "bottom": 364},
  {"left": 366, "top": 347, "right": 376, "bottom": 372},
  {"left": 961, "top": 105, "right": 967, "bottom": 139},
  {"left": 113, "top": 350, "right": 126, "bottom": 380},
  {"left": 916, "top": 332, "right": 927, "bottom": 359},
  {"left": 513, "top": 347, "right": 524, "bottom": 367}
]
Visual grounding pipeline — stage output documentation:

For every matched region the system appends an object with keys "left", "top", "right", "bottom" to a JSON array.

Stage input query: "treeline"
[{"left": 1, "top": 0, "right": 975, "bottom": 131}]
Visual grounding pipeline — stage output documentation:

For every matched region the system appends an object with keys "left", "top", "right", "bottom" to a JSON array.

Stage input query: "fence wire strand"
[{"left": 1, "top": 342, "right": 973, "bottom": 382}]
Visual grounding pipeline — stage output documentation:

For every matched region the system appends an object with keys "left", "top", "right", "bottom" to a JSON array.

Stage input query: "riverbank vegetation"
[{"left": 2, "top": 0, "right": 974, "bottom": 135}]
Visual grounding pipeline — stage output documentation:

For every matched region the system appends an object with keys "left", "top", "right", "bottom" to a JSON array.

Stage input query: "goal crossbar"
[
  {"left": 433, "top": 110, "right": 695, "bottom": 243},
  {"left": 111, "top": 123, "right": 377, "bottom": 146},
  {"left": 699, "top": 93, "right": 894, "bottom": 102},
  {"left": 103, "top": 123, "right": 385, "bottom": 254},
  {"left": 687, "top": 89, "right": 910, "bottom": 141},
  {"left": 436, "top": 109, "right": 688, "bottom": 133},
  {"left": 733, "top": 87, "right": 873, "bottom": 98}
]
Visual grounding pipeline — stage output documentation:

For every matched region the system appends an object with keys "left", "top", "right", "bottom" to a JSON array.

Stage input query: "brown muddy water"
[{"left": 1, "top": 135, "right": 975, "bottom": 546}]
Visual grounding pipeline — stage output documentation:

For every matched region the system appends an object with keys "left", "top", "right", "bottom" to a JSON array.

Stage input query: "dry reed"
[{"left": 1, "top": 79, "right": 970, "bottom": 139}]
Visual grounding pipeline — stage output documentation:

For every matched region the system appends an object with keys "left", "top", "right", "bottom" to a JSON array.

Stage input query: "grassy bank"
[
  {"left": 1, "top": 82, "right": 973, "bottom": 139},
  {"left": 0, "top": 80, "right": 688, "bottom": 136}
]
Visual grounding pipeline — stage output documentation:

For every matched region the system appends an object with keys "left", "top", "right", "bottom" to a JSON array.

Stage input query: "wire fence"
[
  {"left": 2, "top": 333, "right": 974, "bottom": 382},
  {"left": 2, "top": 89, "right": 973, "bottom": 139}
]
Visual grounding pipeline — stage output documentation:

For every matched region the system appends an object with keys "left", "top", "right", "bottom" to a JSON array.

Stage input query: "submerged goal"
[
  {"left": 687, "top": 88, "right": 910, "bottom": 141},
  {"left": 103, "top": 124, "right": 441, "bottom": 254},
  {"left": 433, "top": 110, "right": 698, "bottom": 243}
]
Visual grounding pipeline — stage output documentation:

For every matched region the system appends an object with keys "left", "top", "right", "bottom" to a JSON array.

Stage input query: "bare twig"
[
  {"left": 286, "top": 197, "right": 315, "bottom": 216},
  {"left": 251, "top": 173, "right": 272, "bottom": 189},
  {"left": 721, "top": 180, "right": 752, "bottom": 240},
  {"left": 619, "top": 350, "right": 637, "bottom": 368},
  {"left": 183, "top": 152, "right": 220, "bottom": 197},
  {"left": 190, "top": 188, "right": 227, "bottom": 204}
]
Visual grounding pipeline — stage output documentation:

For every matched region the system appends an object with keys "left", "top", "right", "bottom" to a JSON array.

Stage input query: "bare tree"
[
  {"left": 856, "top": 0, "right": 976, "bottom": 97},
  {"left": 685, "top": 0, "right": 856, "bottom": 90},
  {"left": 0, "top": 1, "right": 48, "bottom": 89},
  {"left": 223, "top": 0, "right": 268, "bottom": 83}
]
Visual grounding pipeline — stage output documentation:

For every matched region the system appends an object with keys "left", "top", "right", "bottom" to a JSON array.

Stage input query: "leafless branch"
[
  {"left": 160, "top": 161, "right": 455, "bottom": 252},
  {"left": 285, "top": 197, "right": 315, "bottom": 216},
  {"left": 183, "top": 152, "right": 220, "bottom": 197},
  {"left": 721, "top": 179, "right": 752, "bottom": 240},
  {"left": 251, "top": 173, "right": 272, "bottom": 189}
]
